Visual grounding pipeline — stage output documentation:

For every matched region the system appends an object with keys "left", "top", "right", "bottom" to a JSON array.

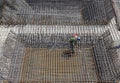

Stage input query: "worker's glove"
[{"left": 77, "top": 37, "right": 80, "bottom": 41}]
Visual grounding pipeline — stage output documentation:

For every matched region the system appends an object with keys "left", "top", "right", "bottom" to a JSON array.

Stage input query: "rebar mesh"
[{"left": 0, "top": 0, "right": 120, "bottom": 83}]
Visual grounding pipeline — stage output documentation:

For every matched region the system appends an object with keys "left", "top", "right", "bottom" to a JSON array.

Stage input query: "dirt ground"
[{"left": 20, "top": 48, "right": 99, "bottom": 83}]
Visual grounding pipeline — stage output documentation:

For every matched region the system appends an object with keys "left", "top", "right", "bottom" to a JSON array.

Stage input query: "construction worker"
[{"left": 69, "top": 34, "right": 80, "bottom": 54}]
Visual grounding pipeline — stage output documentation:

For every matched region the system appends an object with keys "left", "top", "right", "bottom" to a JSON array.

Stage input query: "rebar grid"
[
  {"left": 0, "top": 0, "right": 120, "bottom": 83},
  {"left": 0, "top": 19, "right": 120, "bottom": 82},
  {"left": 0, "top": 24, "right": 117, "bottom": 83},
  {"left": 0, "top": 0, "right": 115, "bottom": 25}
]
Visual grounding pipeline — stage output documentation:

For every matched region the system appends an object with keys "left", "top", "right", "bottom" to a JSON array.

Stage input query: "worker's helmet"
[{"left": 73, "top": 34, "right": 78, "bottom": 38}]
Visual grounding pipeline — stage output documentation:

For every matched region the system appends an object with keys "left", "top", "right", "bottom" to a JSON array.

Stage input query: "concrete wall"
[
  {"left": 0, "top": 0, "right": 33, "bottom": 25},
  {"left": 8, "top": 40, "right": 25, "bottom": 83},
  {"left": 0, "top": 30, "right": 25, "bottom": 82},
  {"left": 112, "top": 0, "right": 120, "bottom": 30},
  {"left": 3, "top": 31, "right": 17, "bottom": 58},
  {"left": 0, "top": 28, "right": 11, "bottom": 81},
  {"left": 82, "top": 0, "right": 115, "bottom": 25},
  {"left": 100, "top": 30, "right": 120, "bottom": 81},
  {"left": 0, "top": 0, "right": 116, "bottom": 25}
]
